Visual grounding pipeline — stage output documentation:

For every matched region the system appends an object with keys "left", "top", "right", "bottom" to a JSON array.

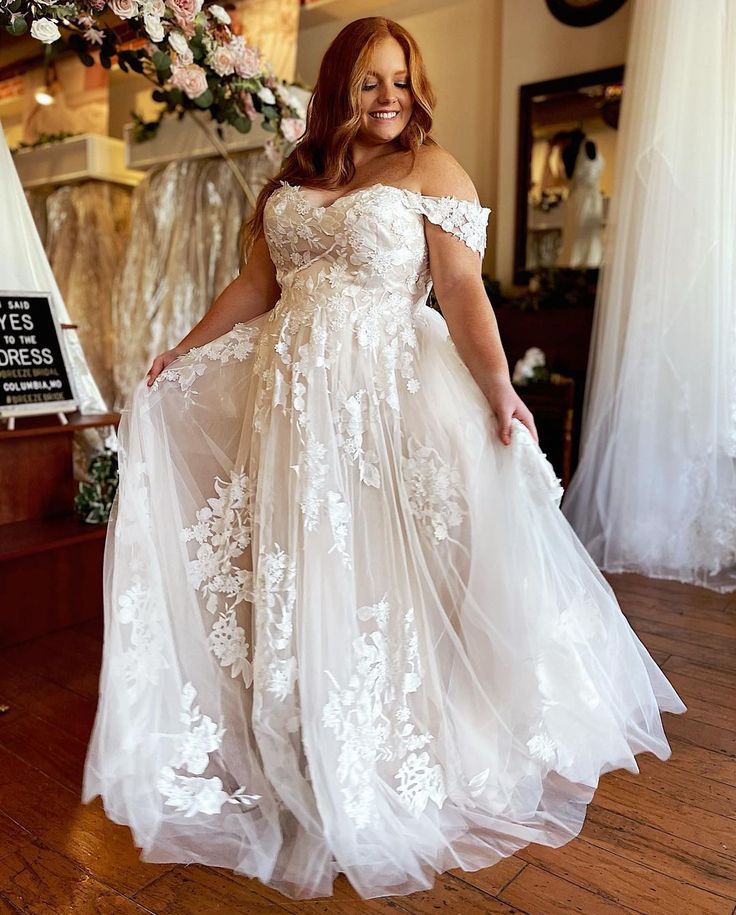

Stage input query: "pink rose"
[
  {"left": 110, "top": 0, "right": 139, "bottom": 18},
  {"left": 165, "top": 0, "right": 203, "bottom": 36},
  {"left": 240, "top": 90, "right": 258, "bottom": 121},
  {"left": 170, "top": 62, "right": 208, "bottom": 99},
  {"left": 280, "top": 117, "right": 305, "bottom": 143},
  {"left": 228, "top": 35, "right": 260, "bottom": 78}
]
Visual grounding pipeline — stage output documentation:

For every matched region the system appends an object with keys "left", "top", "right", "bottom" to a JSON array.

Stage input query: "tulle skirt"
[{"left": 82, "top": 301, "right": 687, "bottom": 900}]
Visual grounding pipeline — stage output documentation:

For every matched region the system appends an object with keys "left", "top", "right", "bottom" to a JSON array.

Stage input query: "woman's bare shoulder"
[{"left": 415, "top": 144, "right": 480, "bottom": 203}]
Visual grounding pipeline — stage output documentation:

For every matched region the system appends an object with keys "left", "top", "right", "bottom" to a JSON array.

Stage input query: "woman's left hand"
[{"left": 485, "top": 376, "right": 539, "bottom": 446}]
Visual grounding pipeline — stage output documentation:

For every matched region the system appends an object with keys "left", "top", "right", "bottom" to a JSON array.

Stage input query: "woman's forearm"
[
  {"left": 173, "top": 235, "right": 280, "bottom": 353},
  {"left": 172, "top": 273, "right": 269, "bottom": 352},
  {"left": 438, "top": 278, "right": 512, "bottom": 396}
]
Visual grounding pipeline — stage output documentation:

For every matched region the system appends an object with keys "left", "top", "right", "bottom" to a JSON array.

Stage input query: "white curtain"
[
  {"left": 0, "top": 119, "right": 109, "bottom": 417},
  {"left": 561, "top": 0, "right": 736, "bottom": 592}
]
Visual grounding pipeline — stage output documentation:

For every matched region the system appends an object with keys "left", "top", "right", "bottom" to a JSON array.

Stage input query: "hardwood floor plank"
[
  {"left": 0, "top": 812, "right": 32, "bottom": 865},
  {"left": 132, "top": 863, "right": 308, "bottom": 913},
  {"left": 515, "top": 838, "right": 733, "bottom": 915},
  {"left": 499, "top": 861, "right": 639, "bottom": 914},
  {"left": 446, "top": 855, "right": 526, "bottom": 897},
  {"left": 0, "top": 708, "right": 88, "bottom": 794},
  {"left": 0, "top": 747, "right": 171, "bottom": 897},
  {"left": 1, "top": 628, "right": 102, "bottom": 700},
  {"left": 624, "top": 613, "right": 736, "bottom": 657},
  {"left": 665, "top": 737, "right": 736, "bottom": 787},
  {"left": 630, "top": 630, "right": 736, "bottom": 672},
  {"left": 0, "top": 840, "right": 152, "bottom": 914},
  {"left": 663, "top": 710, "right": 736, "bottom": 757},
  {"left": 366, "top": 873, "right": 527, "bottom": 914},
  {"left": 0, "top": 670, "right": 98, "bottom": 746},
  {"left": 662, "top": 656, "right": 736, "bottom": 692},
  {"left": 612, "top": 752, "right": 736, "bottom": 817},
  {"left": 592, "top": 771, "right": 735, "bottom": 855},
  {"left": 583, "top": 805, "right": 736, "bottom": 902},
  {"left": 622, "top": 599, "right": 736, "bottom": 639},
  {"left": 606, "top": 573, "right": 732, "bottom": 613}
]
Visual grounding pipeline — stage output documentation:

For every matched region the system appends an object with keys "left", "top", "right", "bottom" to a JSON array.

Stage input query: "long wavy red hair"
[{"left": 241, "top": 16, "right": 437, "bottom": 259}]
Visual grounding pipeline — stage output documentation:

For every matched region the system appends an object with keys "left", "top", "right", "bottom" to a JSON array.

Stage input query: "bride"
[{"left": 83, "top": 15, "right": 687, "bottom": 901}]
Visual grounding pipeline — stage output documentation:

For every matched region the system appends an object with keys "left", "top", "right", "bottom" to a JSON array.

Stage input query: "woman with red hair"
[{"left": 84, "top": 16, "right": 686, "bottom": 901}]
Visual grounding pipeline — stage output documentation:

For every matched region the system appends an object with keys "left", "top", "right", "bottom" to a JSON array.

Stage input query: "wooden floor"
[{"left": 0, "top": 572, "right": 734, "bottom": 915}]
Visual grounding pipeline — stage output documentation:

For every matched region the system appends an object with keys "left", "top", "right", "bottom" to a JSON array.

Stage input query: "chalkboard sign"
[{"left": 0, "top": 290, "right": 77, "bottom": 416}]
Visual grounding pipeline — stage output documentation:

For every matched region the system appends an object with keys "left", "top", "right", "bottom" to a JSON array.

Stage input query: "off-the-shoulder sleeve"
[{"left": 409, "top": 194, "right": 492, "bottom": 256}]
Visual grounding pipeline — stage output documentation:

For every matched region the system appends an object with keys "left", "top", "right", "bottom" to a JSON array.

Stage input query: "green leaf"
[
  {"left": 192, "top": 88, "right": 213, "bottom": 108},
  {"left": 232, "top": 116, "right": 251, "bottom": 134},
  {"left": 151, "top": 50, "right": 171, "bottom": 71},
  {"left": 6, "top": 17, "right": 27, "bottom": 36}
]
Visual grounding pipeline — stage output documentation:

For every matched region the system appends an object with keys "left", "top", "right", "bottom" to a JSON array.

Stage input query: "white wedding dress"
[{"left": 82, "top": 179, "right": 687, "bottom": 900}]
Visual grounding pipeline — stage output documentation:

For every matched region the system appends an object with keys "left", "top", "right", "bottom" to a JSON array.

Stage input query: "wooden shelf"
[
  {"left": 0, "top": 410, "right": 119, "bottom": 647},
  {"left": 0, "top": 411, "right": 119, "bottom": 441},
  {"left": 0, "top": 513, "right": 107, "bottom": 562}
]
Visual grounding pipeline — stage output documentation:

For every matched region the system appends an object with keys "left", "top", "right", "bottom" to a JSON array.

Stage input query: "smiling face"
[{"left": 357, "top": 36, "right": 414, "bottom": 146}]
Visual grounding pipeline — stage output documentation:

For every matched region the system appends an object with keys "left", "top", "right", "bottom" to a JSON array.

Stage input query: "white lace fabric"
[{"left": 83, "top": 180, "right": 686, "bottom": 900}]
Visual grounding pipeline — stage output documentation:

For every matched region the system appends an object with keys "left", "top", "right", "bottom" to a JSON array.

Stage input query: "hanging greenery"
[
  {"left": 0, "top": 0, "right": 306, "bottom": 154},
  {"left": 74, "top": 447, "right": 119, "bottom": 523}
]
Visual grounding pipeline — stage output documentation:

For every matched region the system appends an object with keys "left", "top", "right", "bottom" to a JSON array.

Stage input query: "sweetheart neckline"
[{"left": 278, "top": 179, "right": 490, "bottom": 214}]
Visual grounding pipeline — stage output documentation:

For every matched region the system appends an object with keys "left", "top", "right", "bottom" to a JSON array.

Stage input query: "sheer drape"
[
  {"left": 1, "top": 120, "right": 108, "bottom": 418},
  {"left": 112, "top": 150, "right": 273, "bottom": 408},
  {"left": 562, "top": 0, "right": 736, "bottom": 592}
]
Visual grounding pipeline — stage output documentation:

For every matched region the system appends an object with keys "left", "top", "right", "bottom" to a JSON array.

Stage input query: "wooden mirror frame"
[{"left": 513, "top": 64, "right": 625, "bottom": 287}]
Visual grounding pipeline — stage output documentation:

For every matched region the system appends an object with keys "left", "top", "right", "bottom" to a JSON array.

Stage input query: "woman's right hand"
[{"left": 146, "top": 346, "right": 186, "bottom": 387}]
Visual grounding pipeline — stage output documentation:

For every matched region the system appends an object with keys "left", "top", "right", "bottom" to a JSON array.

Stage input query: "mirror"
[{"left": 514, "top": 65, "right": 624, "bottom": 286}]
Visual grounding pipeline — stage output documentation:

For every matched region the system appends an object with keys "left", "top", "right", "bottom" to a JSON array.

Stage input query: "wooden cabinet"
[
  {"left": 494, "top": 304, "right": 595, "bottom": 475},
  {"left": 0, "top": 412, "right": 119, "bottom": 648}
]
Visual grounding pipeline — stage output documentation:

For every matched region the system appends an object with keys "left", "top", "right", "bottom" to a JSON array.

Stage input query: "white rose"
[
  {"left": 208, "top": 3, "right": 230, "bottom": 23},
  {"left": 257, "top": 86, "right": 275, "bottom": 105},
  {"left": 110, "top": 0, "right": 139, "bottom": 18},
  {"left": 168, "top": 29, "right": 189, "bottom": 54},
  {"left": 209, "top": 44, "right": 234, "bottom": 77},
  {"left": 30, "top": 17, "right": 61, "bottom": 43},
  {"left": 144, "top": 13, "right": 164, "bottom": 42},
  {"left": 142, "top": 0, "right": 165, "bottom": 15}
]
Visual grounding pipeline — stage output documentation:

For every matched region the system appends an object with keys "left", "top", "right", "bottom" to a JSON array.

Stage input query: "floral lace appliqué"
[
  {"left": 180, "top": 467, "right": 255, "bottom": 686},
  {"left": 157, "top": 682, "right": 261, "bottom": 817},
  {"left": 402, "top": 436, "right": 466, "bottom": 541},
  {"left": 322, "top": 596, "right": 446, "bottom": 827}
]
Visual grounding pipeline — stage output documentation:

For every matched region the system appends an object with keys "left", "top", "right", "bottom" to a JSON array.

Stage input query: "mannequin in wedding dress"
[
  {"left": 82, "top": 16, "right": 685, "bottom": 901},
  {"left": 558, "top": 129, "right": 606, "bottom": 267}
]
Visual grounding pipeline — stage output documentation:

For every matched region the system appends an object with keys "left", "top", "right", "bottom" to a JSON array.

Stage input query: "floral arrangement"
[
  {"left": 509, "top": 267, "right": 600, "bottom": 312},
  {"left": 74, "top": 448, "right": 119, "bottom": 523},
  {"left": 512, "top": 347, "right": 550, "bottom": 386},
  {"left": 0, "top": 0, "right": 307, "bottom": 155},
  {"left": 11, "top": 130, "right": 80, "bottom": 151}
]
